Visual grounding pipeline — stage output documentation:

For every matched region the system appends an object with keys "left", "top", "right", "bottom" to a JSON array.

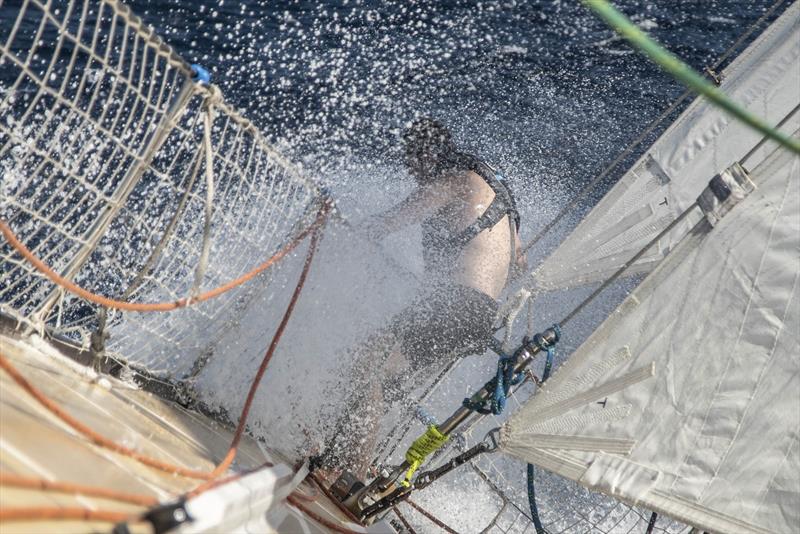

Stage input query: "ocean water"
[
  {"left": 0, "top": 0, "right": 787, "bottom": 532},
  {"left": 126, "top": 0, "right": 779, "bottom": 228}
]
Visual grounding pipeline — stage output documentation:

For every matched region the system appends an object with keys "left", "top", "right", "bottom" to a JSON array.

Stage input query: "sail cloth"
[
  {"left": 530, "top": 2, "right": 799, "bottom": 291},
  {"left": 500, "top": 139, "right": 800, "bottom": 533}
]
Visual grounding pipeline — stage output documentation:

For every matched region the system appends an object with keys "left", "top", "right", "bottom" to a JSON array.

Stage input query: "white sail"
[
  {"left": 501, "top": 136, "right": 800, "bottom": 532},
  {"left": 531, "top": 2, "right": 799, "bottom": 291}
]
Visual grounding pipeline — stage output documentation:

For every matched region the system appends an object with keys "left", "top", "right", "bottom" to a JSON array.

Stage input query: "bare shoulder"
[{"left": 441, "top": 168, "right": 480, "bottom": 194}]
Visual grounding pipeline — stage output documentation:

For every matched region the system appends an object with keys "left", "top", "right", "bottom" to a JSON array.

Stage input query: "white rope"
[
  {"left": 1, "top": 0, "right": 321, "bottom": 377},
  {"left": 189, "top": 88, "right": 220, "bottom": 301}
]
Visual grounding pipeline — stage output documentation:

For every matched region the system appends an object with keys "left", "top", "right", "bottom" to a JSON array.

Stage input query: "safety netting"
[{"left": 0, "top": 0, "right": 321, "bottom": 379}]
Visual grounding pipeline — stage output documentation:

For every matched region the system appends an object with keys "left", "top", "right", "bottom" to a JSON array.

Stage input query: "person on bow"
[{"left": 324, "top": 117, "right": 525, "bottom": 478}]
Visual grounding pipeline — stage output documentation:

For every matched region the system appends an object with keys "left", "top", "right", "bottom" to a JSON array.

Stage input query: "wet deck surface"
[{"left": 0, "top": 329, "right": 372, "bottom": 533}]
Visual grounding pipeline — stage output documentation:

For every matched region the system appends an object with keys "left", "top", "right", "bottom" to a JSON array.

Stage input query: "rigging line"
[
  {"left": 0, "top": 507, "right": 136, "bottom": 524},
  {"left": 741, "top": 103, "right": 800, "bottom": 167},
  {"left": 196, "top": 210, "right": 327, "bottom": 483},
  {"left": 583, "top": 0, "right": 799, "bottom": 153},
  {"left": 519, "top": 0, "right": 787, "bottom": 258},
  {"left": 285, "top": 494, "right": 365, "bottom": 534},
  {"left": 395, "top": 507, "right": 419, "bottom": 534},
  {"left": 527, "top": 463, "right": 547, "bottom": 534},
  {"left": 645, "top": 512, "right": 658, "bottom": 534},
  {"left": 0, "top": 473, "right": 157, "bottom": 507},
  {"left": 559, "top": 201, "right": 699, "bottom": 328},
  {"left": 0, "top": 351, "right": 212, "bottom": 480},
  {"left": 703, "top": 0, "right": 788, "bottom": 70},
  {"left": 407, "top": 499, "right": 460, "bottom": 534}
]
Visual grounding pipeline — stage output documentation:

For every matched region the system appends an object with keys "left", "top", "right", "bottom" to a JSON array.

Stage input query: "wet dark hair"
[{"left": 402, "top": 117, "right": 459, "bottom": 182}]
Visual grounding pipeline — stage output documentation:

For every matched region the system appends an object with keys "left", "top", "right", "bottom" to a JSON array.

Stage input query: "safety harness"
[{"left": 448, "top": 154, "right": 521, "bottom": 248}]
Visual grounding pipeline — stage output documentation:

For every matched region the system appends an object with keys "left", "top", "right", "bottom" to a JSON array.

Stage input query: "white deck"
[{"left": 0, "top": 326, "right": 385, "bottom": 533}]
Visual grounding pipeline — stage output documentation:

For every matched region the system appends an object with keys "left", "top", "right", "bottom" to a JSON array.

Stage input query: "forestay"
[
  {"left": 501, "top": 136, "right": 800, "bottom": 533},
  {"left": 530, "top": 2, "right": 799, "bottom": 291}
]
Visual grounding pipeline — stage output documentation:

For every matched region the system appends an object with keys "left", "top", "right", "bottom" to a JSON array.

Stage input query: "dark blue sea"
[
  {"left": 121, "top": 0, "right": 783, "bottom": 240},
  {"left": 0, "top": 0, "right": 787, "bottom": 249}
]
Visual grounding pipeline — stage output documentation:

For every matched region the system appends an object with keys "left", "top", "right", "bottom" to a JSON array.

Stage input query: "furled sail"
[
  {"left": 531, "top": 2, "right": 799, "bottom": 291},
  {"left": 501, "top": 135, "right": 799, "bottom": 532}
]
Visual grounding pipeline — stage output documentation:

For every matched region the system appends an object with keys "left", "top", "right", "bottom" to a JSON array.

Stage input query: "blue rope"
[
  {"left": 463, "top": 356, "right": 524, "bottom": 415},
  {"left": 526, "top": 463, "right": 546, "bottom": 534},
  {"left": 460, "top": 325, "right": 561, "bottom": 533},
  {"left": 526, "top": 324, "right": 560, "bottom": 534}
]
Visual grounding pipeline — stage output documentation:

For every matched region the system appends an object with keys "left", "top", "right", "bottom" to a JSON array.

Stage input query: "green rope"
[{"left": 582, "top": 0, "right": 800, "bottom": 155}]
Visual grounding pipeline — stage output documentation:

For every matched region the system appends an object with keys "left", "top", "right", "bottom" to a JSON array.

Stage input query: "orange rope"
[
  {"left": 0, "top": 202, "right": 334, "bottom": 527},
  {"left": 0, "top": 507, "right": 135, "bottom": 523},
  {"left": 191, "top": 214, "right": 325, "bottom": 492},
  {"left": 286, "top": 494, "right": 365, "bottom": 534},
  {"left": 0, "top": 207, "right": 327, "bottom": 481},
  {"left": 0, "top": 474, "right": 157, "bottom": 507},
  {"left": 0, "top": 206, "right": 323, "bottom": 312},
  {"left": 0, "top": 352, "right": 212, "bottom": 479},
  {"left": 289, "top": 484, "right": 319, "bottom": 503}
]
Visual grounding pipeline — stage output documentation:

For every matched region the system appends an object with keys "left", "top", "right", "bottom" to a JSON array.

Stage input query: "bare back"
[{"left": 428, "top": 170, "right": 513, "bottom": 299}]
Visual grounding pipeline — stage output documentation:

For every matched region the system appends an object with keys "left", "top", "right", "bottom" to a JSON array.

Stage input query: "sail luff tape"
[{"left": 582, "top": 0, "right": 800, "bottom": 155}]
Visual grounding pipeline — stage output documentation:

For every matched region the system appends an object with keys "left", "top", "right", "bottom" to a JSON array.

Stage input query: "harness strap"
[{"left": 447, "top": 156, "right": 521, "bottom": 249}]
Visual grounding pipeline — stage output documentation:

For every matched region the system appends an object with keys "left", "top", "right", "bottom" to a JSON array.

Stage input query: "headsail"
[
  {"left": 531, "top": 2, "right": 799, "bottom": 291},
  {"left": 501, "top": 136, "right": 799, "bottom": 533},
  {"left": 499, "top": 5, "right": 800, "bottom": 532}
]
